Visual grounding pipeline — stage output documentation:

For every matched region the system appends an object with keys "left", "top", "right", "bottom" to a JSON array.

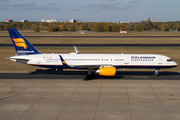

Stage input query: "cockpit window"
[{"left": 167, "top": 59, "right": 173, "bottom": 62}]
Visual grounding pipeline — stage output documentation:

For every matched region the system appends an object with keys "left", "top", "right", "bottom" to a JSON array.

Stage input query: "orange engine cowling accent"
[{"left": 96, "top": 67, "right": 116, "bottom": 76}]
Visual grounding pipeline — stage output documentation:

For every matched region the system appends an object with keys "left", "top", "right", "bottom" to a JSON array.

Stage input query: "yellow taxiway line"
[{"left": 0, "top": 80, "right": 15, "bottom": 97}]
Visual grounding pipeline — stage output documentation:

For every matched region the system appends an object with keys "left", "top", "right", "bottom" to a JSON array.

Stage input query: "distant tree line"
[{"left": 0, "top": 18, "right": 180, "bottom": 32}]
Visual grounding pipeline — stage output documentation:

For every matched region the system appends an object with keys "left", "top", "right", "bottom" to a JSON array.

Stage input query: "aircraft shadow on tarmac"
[
  {"left": 29, "top": 69, "right": 180, "bottom": 80},
  {"left": 1, "top": 69, "right": 179, "bottom": 80},
  {"left": 31, "top": 69, "right": 180, "bottom": 76}
]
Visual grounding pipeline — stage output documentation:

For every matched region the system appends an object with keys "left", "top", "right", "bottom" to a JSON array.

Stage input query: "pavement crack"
[
  {"left": 17, "top": 80, "right": 59, "bottom": 120},
  {"left": 148, "top": 80, "right": 171, "bottom": 120},
  {"left": 93, "top": 79, "right": 103, "bottom": 120},
  {"left": 125, "top": 80, "right": 132, "bottom": 120},
  {"left": 55, "top": 80, "right": 81, "bottom": 120}
]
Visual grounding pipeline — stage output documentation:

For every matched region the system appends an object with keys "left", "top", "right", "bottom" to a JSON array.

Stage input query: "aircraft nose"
[{"left": 173, "top": 61, "right": 177, "bottom": 66}]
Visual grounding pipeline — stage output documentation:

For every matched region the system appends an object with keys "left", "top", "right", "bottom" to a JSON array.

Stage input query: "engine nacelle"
[{"left": 95, "top": 67, "right": 116, "bottom": 76}]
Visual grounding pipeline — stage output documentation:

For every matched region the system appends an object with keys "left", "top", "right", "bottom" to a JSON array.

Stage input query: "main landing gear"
[
  {"left": 154, "top": 68, "right": 160, "bottom": 77},
  {"left": 85, "top": 68, "right": 94, "bottom": 79}
]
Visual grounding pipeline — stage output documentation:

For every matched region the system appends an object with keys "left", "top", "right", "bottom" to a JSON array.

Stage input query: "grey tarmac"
[{"left": 0, "top": 71, "right": 180, "bottom": 120}]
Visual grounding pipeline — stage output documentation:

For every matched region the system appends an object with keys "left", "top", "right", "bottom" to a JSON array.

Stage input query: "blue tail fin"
[{"left": 8, "top": 28, "right": 41, "bottom": 55}]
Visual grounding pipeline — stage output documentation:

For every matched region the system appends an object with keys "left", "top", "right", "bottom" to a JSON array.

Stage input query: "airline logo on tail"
[
  {"left": 59, "top": 55, "right": 68, "bottom": 66},
  {"left": 13, "top": 38, "right": 27, "bottom": 49}
]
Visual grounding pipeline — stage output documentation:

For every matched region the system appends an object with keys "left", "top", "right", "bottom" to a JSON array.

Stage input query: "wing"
[
  {"left": 72, "top": 64, "right": 113, "bottom": 69},
  {"left": 60, "top": 55, "right": 113, "bottom": 69}
]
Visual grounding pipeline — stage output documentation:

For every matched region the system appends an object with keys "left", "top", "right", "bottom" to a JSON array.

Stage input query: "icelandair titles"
[
  {"left": 131, "top": 56, "right": 156, "bottom": 59},
  {"left": 17, "top": 50, "right": 34, "bottom": 53}
]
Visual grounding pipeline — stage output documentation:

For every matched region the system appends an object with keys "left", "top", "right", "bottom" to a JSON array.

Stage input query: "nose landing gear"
[{"left": 154, "top": 68, "right": 160, "bottom": 77}]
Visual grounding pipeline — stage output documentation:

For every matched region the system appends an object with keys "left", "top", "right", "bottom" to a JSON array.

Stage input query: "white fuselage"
[{"left": 10, "top": 53, "right": 177, "bottom": 69}]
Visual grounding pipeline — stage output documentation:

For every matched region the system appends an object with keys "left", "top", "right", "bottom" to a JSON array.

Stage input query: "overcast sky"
[{"left": 0, "top": 0, "right": 179, "bottom": 22}]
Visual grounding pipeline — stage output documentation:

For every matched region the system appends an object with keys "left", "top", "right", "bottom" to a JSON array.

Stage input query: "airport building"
[
  {"left": 70, "top": 19, "right": 81, "bottom": 23},
  {"left": 5, "top": 19, "right": 13, "bottom": 22},
  {"left": 41, "top": 19, "right": 46, "bottom": 22},
  {"left": 41, "top": 18, "right": 58, "bottom": 23},
  {"left": 21, "top": 19, "right": 28, "bottom": 22}
]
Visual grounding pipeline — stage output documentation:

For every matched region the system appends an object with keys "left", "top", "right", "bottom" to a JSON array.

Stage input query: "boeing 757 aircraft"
[{"left": 8, "top": 28, "right": 177, "bottom": 77}]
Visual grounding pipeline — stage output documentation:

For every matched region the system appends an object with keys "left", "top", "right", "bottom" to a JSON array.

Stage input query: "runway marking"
[
  {"left": 5, "top": 97, "right": 180, "bottom": 101},
  {"left": 0, "top": 80, "right": 57, "bottom": 98},
  {"left": 12, "top": 81, "right": 56, "bottom": 93},
  {"left": 142, "top": 76, "right": 148, "bottom": 78},
  {"left": 9, "top": 80, "right": 79, "bottom": 95},
  {"left": 134, "top": 76, "right": 148, "bottom": 79},
  {"left": 134, "top": 76, "right": 141, "bottom": 78},
  {"left": 0, "top": 80, "right": 15, "bottom": 97}
]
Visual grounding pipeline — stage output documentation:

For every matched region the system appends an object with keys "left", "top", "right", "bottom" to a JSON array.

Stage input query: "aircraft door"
[
  {"left": 124, "top": 56, "right": 129, "bottom": 64},
  {"left": 158, "top": 58, "right": 162, "bottom": 64},
  {"left": 37, "top": 57, "right": 41, "bottom": 64}
]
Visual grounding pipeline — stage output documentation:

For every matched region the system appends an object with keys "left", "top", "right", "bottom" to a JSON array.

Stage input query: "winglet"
[
  {"left": 59, "top": 55, "right": 68, "bottom": 66},
  {"left": 74, "top": 46, "right": 80, "bottom": 54}
]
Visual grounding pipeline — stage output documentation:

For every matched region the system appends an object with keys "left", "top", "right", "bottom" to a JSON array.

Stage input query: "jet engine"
[{"left": 95, "top": 66, "right": 116, "bottom": 76}]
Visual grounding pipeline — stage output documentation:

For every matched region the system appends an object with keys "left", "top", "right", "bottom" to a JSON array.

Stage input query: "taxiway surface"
[
  {"left": 1, "top": 43, "right": 180, "bottom": 47},
  {"left": 0, "top": 71, "right": 180, "bottom": 80},
  {"left": 0, "top": 71, "right": 180, "bottom": 120}
]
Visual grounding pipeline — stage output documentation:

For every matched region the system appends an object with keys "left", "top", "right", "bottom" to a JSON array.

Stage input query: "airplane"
[{"left": 8, "top": 28, "right": 177, "bottom": 77}]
